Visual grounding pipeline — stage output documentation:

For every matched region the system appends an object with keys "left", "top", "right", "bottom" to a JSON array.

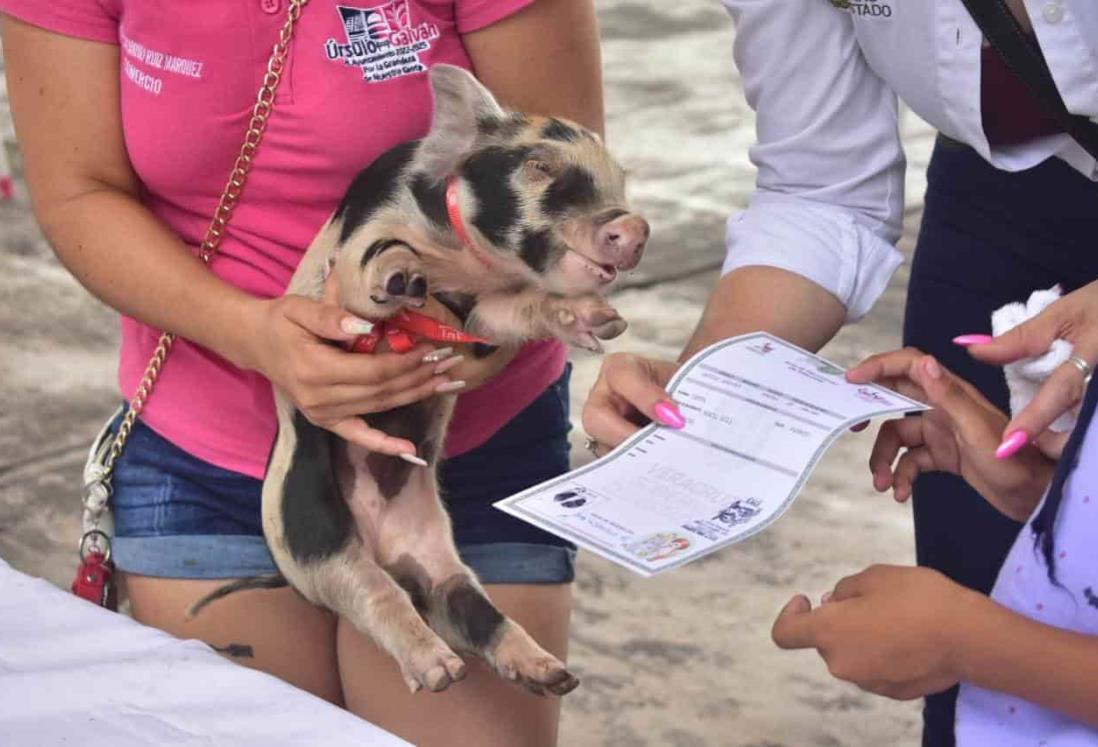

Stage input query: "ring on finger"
[{"left": 1067, "top": 355, "right": 1093, "bottom": 385}]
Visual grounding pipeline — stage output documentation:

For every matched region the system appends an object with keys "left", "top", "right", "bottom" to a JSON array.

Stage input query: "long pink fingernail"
[
  {"left": 434, "top": 355, "right": 464, "bottom": 375},
  {"left": 953, "top": 334, "right": 993, "bottom": 346},
  {"left": 654, "top": 401, "right": 686, "bottom": 429},
  {"left": 399, "top": 453, "right": 428, "bottom": 467},
  {"left": 341, "top": 316, "right": 375, "bottom": 335},
  {"left": 422, "top": 347, "right": 453, "bottom": 364},
  {"left": 995, "top": 430, "right": 1028, "bottom": 460}
]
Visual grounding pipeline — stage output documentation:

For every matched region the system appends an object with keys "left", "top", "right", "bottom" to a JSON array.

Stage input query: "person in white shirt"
[
  {"left": 772, "top": 346, "right": 1098, "bottom": 747},
  {"left": 581, "top": 2, "right": 1098, "bottom": 744}
]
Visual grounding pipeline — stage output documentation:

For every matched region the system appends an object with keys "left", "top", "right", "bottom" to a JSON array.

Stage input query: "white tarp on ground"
[{"left": 0, "top": 559, "right": 410, "bottom": 747}]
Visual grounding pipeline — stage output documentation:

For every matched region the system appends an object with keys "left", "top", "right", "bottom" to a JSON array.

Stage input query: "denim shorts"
[{"left": 109, "top": 366, "right": 576, "bottom": 584}]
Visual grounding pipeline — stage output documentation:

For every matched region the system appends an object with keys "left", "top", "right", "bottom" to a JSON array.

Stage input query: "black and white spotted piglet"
[{"left": 193, "top": 65, "right": 649, "bottom": 696}]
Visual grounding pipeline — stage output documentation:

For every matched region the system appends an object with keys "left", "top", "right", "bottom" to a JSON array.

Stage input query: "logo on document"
[
  {"left": 325, "top": 1, "right": 440, "bottom": 83},
  {"left": 856, "top": 387, "right": 893, "bottom": 406},
  {"left": 684, "top": 498, "right": 764, "bottom": 541},
  {"left": 552, "top": 487, "right": 592, "bottom": 511},
  {"left": 625, "top": 532, "right": 691, "bottom": 562},
  {"left": 747, "top": 341, "right": 776, "bottom": 356},
  {"left": 713, "top": 497, "right": 763, "bottom": 526}
]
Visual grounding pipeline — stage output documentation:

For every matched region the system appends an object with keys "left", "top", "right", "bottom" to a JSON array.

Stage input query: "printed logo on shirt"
[
  {"left": 325, "top": 1, "right": 440, "bottom": 83},
  {"left": 829, "top": 0, "right": 893, "bottom": 18}
]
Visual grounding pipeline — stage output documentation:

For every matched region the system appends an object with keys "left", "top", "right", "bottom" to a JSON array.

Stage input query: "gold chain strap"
[{"left": 101, "top": 0, "right": 309, "bottom": 476}]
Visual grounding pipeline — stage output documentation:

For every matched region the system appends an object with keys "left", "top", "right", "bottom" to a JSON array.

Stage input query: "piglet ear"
[{"left": 419, "top": 64, "right": 505, "bottom": 177}]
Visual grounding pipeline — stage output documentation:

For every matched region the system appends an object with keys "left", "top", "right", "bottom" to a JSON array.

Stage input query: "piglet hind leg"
[
  {"left": 381, "top": 494, "right": 579, "bottom": 695},
  {"left": 437, "top": 572, "right": 580, "bottom": 696},
  {"left": 310, "top": 548, "right": 467, "bottom": 693}
]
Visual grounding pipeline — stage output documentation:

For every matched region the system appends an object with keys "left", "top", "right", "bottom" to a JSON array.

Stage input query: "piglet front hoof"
[{"left": 552, "top": 295, "right": 627, "bottom": 353}]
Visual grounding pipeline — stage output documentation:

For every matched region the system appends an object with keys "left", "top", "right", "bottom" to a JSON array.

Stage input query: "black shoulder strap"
[{"left": 960, "top": 0, "right": 1098, "bottom": 161}]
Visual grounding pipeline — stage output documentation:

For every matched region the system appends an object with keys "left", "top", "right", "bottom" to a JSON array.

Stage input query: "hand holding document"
[{"left": 496, "top": 333, "right": 928, "bottom": 576}]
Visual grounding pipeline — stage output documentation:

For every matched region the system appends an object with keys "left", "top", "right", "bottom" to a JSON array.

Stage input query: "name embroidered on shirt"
[
  {"left": 830, "top": 0, "right": 893, "bottom": 18},
  {"left": 325, "top": 0, "right": 440, "bottom": 83},
  {"left": 119, "top": 31, "right": 206, "bottom": 96},
  {"left": 123, "top": 58, "right": 163, "bottom": 95}
]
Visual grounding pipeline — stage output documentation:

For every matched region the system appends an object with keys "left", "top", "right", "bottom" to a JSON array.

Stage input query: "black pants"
[{"left": 904, "top": 137, "right": 1098, "bottom": 747}]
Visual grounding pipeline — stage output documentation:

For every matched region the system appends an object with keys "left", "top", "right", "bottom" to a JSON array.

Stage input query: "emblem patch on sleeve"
[{"left": 325, "top": 1, "right": 440, "bottom": 83}]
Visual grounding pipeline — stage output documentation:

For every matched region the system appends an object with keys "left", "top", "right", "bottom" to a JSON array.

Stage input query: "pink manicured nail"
[
  {"left": 435, "top": 380, "right": 466, "bottom": 394},
  {"left": 422, "top": 347, "right": 454, "bottom": 364},
  {"left": 434, "top": 355, "right": 464, "bottom": 375},
  {"left": 399, "top": 453, "right": 428, "bottom": 467},
  {"left": 654, "top": 401, "right": 686, "bottom": 429},
  {"left": 953, "top": 334, "right": 993, "bottom": 346},
  {"left": 341, "top": 316, "right": 375, "bottom": 335},
  {"left": 995, "top": 430, "right": 1029, "bottom": 460}
]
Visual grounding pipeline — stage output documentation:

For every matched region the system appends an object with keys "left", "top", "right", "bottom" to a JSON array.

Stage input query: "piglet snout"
[{"left": 597, "top": 214, "right": 649, "bottom": 271}]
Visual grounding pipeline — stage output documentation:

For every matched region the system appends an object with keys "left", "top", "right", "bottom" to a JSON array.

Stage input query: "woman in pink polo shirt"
[{"left": 0, "top": 1, "right": 600, "bottom": 743}]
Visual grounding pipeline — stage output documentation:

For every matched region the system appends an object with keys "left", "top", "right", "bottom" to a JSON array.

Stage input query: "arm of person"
[
  {"left": 684, "top": 267, "right": 846, "bottom": 360},
  {"left": 584, "top": 0, "right": 905, "bottom": 447},
  {"left": 1, "top": 15, "right": 452, "bottom": 456},
  {"left": 462, "top": 0, "right": 603, "bottom": 136},
  {"left": 688, "top": 0, "right": 906, "bottom": 355},
  {"left": 772, "top": 564, "right": 1098, "bottom": 730},
  {"left": 959, "top": 602, "right": 1098, "bottom": 729}
]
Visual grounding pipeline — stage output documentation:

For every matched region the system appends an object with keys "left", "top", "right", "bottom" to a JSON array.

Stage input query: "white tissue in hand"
[{"left": 990, "top": 285, "right": 1075, "bottom": 433}]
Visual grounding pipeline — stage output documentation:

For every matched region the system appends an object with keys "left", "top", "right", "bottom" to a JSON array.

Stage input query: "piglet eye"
[{"left": 529, "top": 160, "right": 553, "bottom": 175}]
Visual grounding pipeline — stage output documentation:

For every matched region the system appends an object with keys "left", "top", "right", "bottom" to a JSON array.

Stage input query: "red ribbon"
[
  {"left": 350, "top": 308, "right": 488, "bottom": 354},
  {"left": 350, "top": 178, "right": 493, "bottom": 355}
]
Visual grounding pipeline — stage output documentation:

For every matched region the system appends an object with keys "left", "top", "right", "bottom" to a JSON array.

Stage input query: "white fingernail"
[
  {"left": 399, "top": 453, "right": 428, "bottom": 467},
  {"left": 341, "top": 316, "right": 374, "bottom": 335},
  {"left": 436, "top": 380, "right": 466, "bottom": 394},
  {"left": 422, "top": 347, "right": 453, "bottom": 364},
  {"left": 434, "top": 355, "right": 464, "bottom": 375}
]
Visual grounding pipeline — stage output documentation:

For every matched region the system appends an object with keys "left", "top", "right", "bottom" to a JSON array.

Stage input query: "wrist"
[
  {"left": 1001, "top": 459, "right": 1056, "bottom": 521},
  {"left": 949, "top": 588, "right": 1008, "bottom": 684},
  {"left": 211, "top": 294, "right": 271, "bottom": 373}
]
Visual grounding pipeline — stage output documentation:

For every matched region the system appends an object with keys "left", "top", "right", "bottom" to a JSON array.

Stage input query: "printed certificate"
[{"left": 495, "top": 333, "right": 928, "bottom": 576}]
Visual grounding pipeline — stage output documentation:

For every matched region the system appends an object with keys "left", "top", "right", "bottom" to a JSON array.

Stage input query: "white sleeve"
[{"left": 721, "top": 0, "right": 906, "bottom": 321}]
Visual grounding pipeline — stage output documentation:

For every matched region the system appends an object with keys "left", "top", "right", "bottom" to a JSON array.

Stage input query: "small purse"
[{"left": 71, "top": 0, "right": 310, "bottom": 609}]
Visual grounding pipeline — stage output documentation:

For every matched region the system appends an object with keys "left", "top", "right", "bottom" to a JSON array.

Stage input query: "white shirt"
[
  {"left": 955, "top": 413, "right": 1098, "bottom": 745},
  {"left": 720, "top": 0, "right": 1098, "bottom": 320}
]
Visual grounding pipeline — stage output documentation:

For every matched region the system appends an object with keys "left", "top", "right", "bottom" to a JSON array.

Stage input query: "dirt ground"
[{"left": 0, "top": 4, "right": 939, "bottom": 745}]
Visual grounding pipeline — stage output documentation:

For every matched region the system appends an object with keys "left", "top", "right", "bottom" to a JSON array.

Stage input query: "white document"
[{"left": 495, "top": 333, "right": 928, "bottom": 576}]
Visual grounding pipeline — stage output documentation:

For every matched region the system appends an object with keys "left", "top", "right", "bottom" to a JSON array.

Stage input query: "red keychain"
[{"left": 72, "top": 531, "right": 118, "bottom": 611}]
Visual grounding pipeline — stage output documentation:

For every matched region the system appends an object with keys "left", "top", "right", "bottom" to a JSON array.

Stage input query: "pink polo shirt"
[{"left": 2, "top": 0, "right": 567, "bottom": 479}]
